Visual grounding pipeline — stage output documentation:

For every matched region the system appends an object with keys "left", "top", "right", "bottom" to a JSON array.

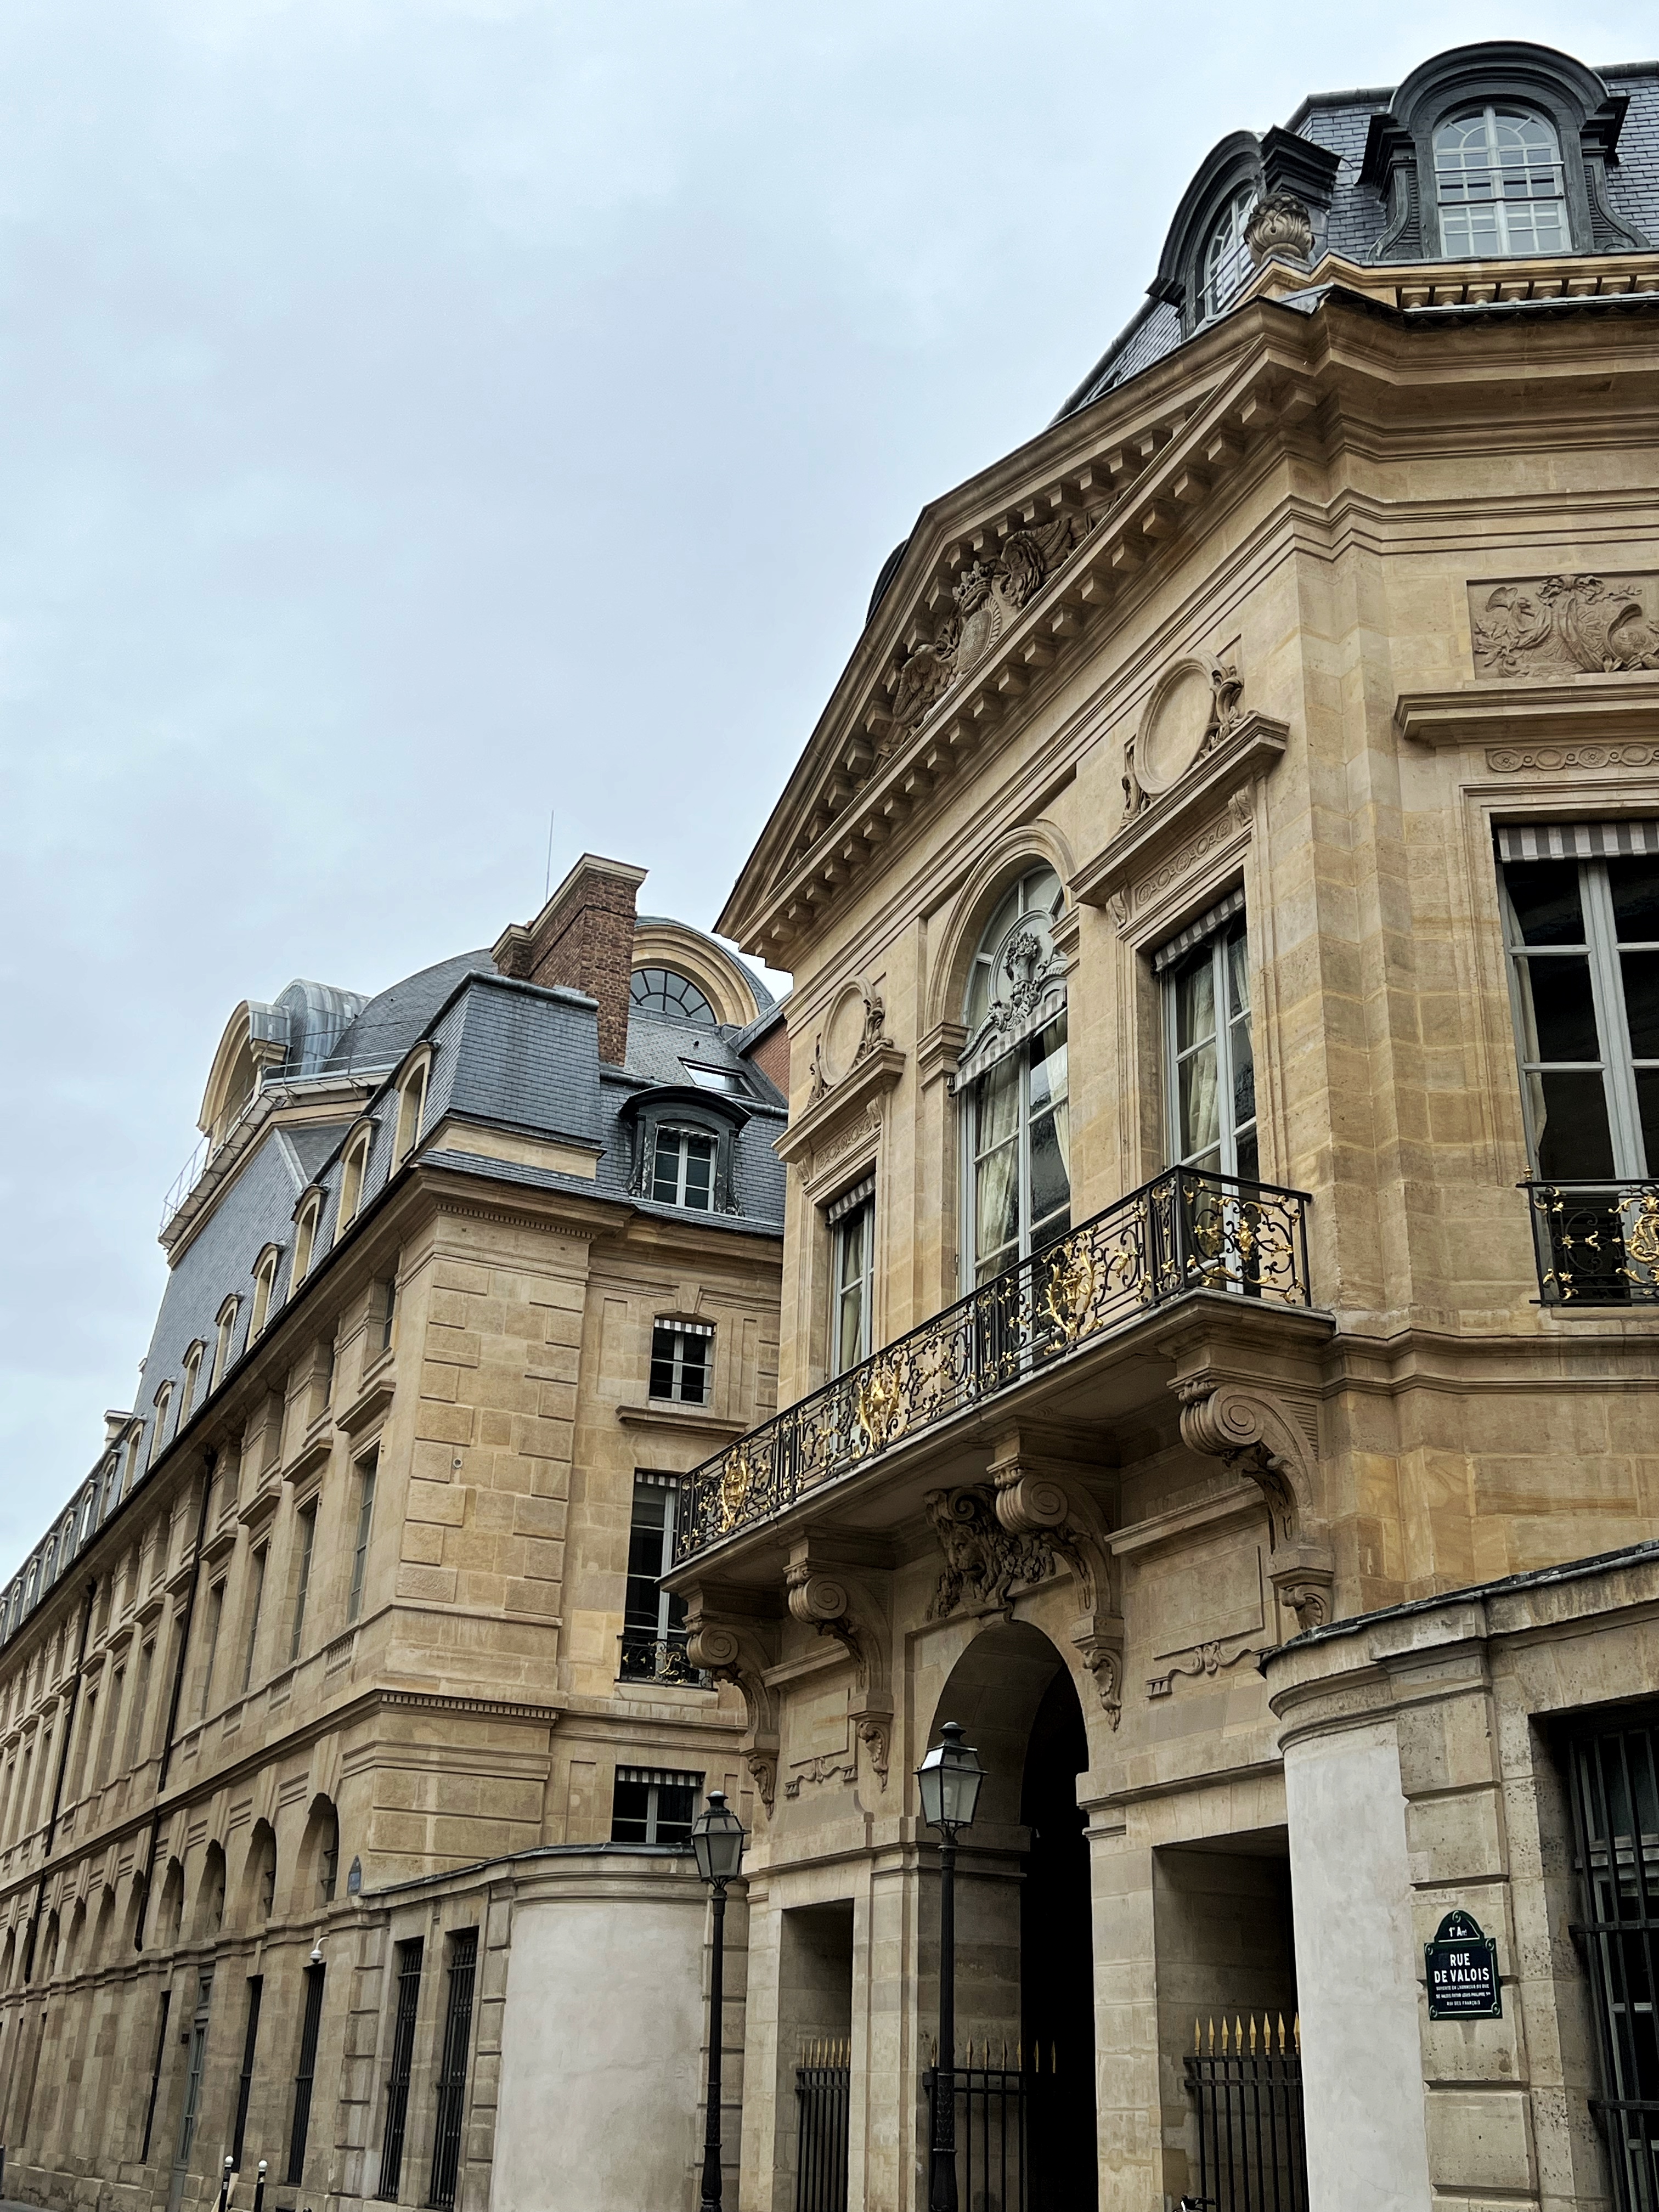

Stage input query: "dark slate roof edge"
[
  {"left": 1049, "top": 294, "right": 1165, "bottom": 426},
  {"left": 1283, "top": 83, "right": 1395, "bottom": 130},
  {"left": 1601, "top": 60, "right": 1659, "bottom": 78},
  {"left": 1263, "top": 1536, "right": 1659, "bottom": 1666}
]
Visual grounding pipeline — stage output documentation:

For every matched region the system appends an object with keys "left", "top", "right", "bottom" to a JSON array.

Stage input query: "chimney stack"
[{"left": 493, "top": 854, "right": 647, "bottom": 1066}]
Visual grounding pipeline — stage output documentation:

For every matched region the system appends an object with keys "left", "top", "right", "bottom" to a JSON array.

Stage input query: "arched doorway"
[{"left": 928, "top": 1621, "right": 1097, "bottom": 2212}]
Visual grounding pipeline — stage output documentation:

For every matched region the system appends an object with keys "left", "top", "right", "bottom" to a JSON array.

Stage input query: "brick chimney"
[{"left": 493, "top": 854, "right": 647, "bottom": 1066}]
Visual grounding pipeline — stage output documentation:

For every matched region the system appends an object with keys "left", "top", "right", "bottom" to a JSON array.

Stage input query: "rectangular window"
[
  {"left": 241, "top": 1548, "right": 268, "bottom": 1694},
  {"left": 651, "top": 1127, "right": 716, "bottom": 1210},
  {"left": 95, "top": 1666, "right": 123, "bottom": 1792},
  {"left": 1498, "top": 831, "right": 1659, "bottom": 1179},
  {"left": 620, "top": 1476, "right": 692, "bottom": 1681},
  {"left": 828, "top": 1180, "right": 875, "bottom": 1375},
  {"left": 233, "top": 1976, "right": 263, "bottom": 2170},
  {"left": 348, "top": 1454, "right": 377, "bottom": 1624},
  {"left": 126, "top": 1640, "right": 155, "bottom": 1771},
  {"left": 211, "top": 1304, "right": 239, "bottom": 1392},
  {"left": 198, "top": 1582, "right": 226, "bottom": 1719},
  {"left": 72, "top": 1688, "right": 98, "bottom": 1803},
  {"left": 371, "top": 1273, "right": 398, "bottom": 1358},
  {"left": 1161, "top": 896, "right": 1257, "bottom": 1180},
  {"left": 376, "top": 1938, "right": 425, "bottom": 2200},
  {"left": 1566, "top": 1711, "right": 1659, "bottom": 2208},
  {"left": 427, "top": 1931, "right": 478, "bottom": 2211},
  {"left": 286, "top": 1962, "right": 326, "bottom": 2184},
  {"left": 139, "top": 1989, "right": 172, "bottom": 2163},
  {"left": 648, "top": 1319, "right": 713, "bottom": 1405},
  {"left": 290, "top": 1506, "right": 318, "bottom": 1663},
  {"left": 610, "top": 1765, "right": 701, "bottom": 1846},
  {"left": 969, "top": 1017, "right": 1070, "bottom": 1284}
]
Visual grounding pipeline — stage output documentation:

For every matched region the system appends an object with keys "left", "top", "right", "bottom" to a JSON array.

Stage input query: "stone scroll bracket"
[
  {"left": 785, "top": 1542, "right": 894, "bottom": 1791},
  {"left": 981, "top": 1429, "right": 1126, "bottom": 1730},
  {"left": 682, "top": 1583, "right": 783, "bottom": 1813},
  {"left": 1172, "top": 1373, "right": 1334, "bottom": 1635}
]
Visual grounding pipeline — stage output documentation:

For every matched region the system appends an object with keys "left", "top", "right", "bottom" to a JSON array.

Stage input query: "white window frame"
[
  {"left": 1160, "top": 899, "right": 1258, "bottom": 1181},
  {"left": 337, "top": 1131, "right": 371, "bottom": 1229},
  {"left": 178, "top": 1345, "right": 205, "bottom": 1430},
  {"left": 1499, "top": 835, "right": 1659, "bottom": 1179},
  {"left": 650, "top": 1127, "right": 717, "bottom": 1211},
  {"left": 210, "top": 1300, "right": 239, "bottom": 1393},
  {"left": 290, "top": 1201, "right": 320, "bottom": 1294},
  {"left": 648, "top": 1319, "right": 713, "bottom": 1406},
  {"left": 624, "top": 1474, "right": 686, "bottom": 1649},
  {"left": 148, "top": 1384, "right": 173, "bottom": 1469},
  {"left": 250, "top": 1250, "right": 279, "bottom": 1339},
  {"left": 610, "top": 1765, "right": 703, "bottom": 1846},
  {"left": 1201, "top": 185, "right": 1256, "bottom": 323},
  {"left": 1434, "top": 104, "right": 1568, "bottom": 259},
  {"left": 828, "top": 1182, "right": 874, "bottom": 1375},
  {"left": 347, "top": 1453, "right": 377, "bottom": 1623},
  {"left": 392, "top": 1057, "right": 430, "bottom": 1170}
]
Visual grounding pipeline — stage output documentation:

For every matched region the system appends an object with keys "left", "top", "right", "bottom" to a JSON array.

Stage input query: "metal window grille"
[
  {"left": 377, "top": 1938, "right": 425, "bottom": 2200},
  {"left": 795, "top": 2043, "right": 850, "bottom": 2212},
  {"left": 139, "top": 1990, "right": 171, "bottom": 2163},
  {"left": 427, "top": 1930, "right": 477, "bottom": 2210},
  {"left": 286, "top": 1962, "right": 326, "bottom": 2184},
  {"left": 1183, "top": 2012, "right": 1307, "bottom": 2212},
  {"left": 232, "top": 1976, "right": 263, "bottom": 2169},
  {"left": 1569, "top": 1715, "right": 1659, "bottom": 2210}
]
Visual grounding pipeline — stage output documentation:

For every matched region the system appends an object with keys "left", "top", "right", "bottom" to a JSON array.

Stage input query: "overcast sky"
[{"left": 1, "top": 0, "right": 1649, "bottom": 1582}]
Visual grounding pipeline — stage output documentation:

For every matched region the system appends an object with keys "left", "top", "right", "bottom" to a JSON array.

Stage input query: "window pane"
[
  {"left": 610, "top": 1779, "right": 651, "bottom": 1843},
  {"left": 1621, "top": 950, "right": 1659, "bottom": 1059},
  {"left": 648, "top": 1324, "right": 676, "bottom": 1398},
  {"left": 1517, "top": 955, "right": 1602, "bottom": 1062},
  {"left": 1235, "top": 1127, "right": 1260, "bottom": 1184},
  {"left": 976, "top": 1057, "right": 1019, "bottom": 1155},
  {"left": 654, "top": 1782, "right": 696, "bottom": 1844},
  {"left": 1029, "top": 1109, "right": 1069, "bottom": 1227},
  {"left": 679, "top": 1335, "right": 710, "bottom": 1403},
  {"left": 1224, "top": 926, "right": 1250, "bottom": 1017},
  {"left": 1176, "top": 957, "right": 1216, "bottom": 1053},
  {"left": 1638, "top": 1071, "right": 1659, "bottom": 1178},
  {"left": 1180, "top": 1043, "right": 1221, "bottom": 1159},
  {"left": 1230, "top": 1013, "right": 1257, "bottom": 1137},
  {"left": 837, "top": 1278, "right": 865, "bottom": 1376},
  {"left": 1505, "top": 861, "right": 1584, "bottom": 946},
  {"left": 1029, "top": 1020, "right": 1067, "bottom": 1114},
  {"left": 1532, "top": 1070, "right": 1616, "bottom": 1180},
  {"left": 682, "top": 1136, "right": 714, "bottom": 1210},
  {"left": 975, "top": 1142, "right": 1020, "bottom": 1272},
  {"left": 651, "top": 1133, "right": 681, "bottom": 1204},
  {"left": 1609, "top": 857, "right": 1659, "bottom": 943}
]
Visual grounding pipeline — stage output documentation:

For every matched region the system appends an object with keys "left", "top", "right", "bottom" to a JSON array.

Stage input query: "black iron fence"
[
  {"left": 924, "top": 2061, "right": 1028, "bottom": 2212},
  {"left": 674, "top": 1167, "right": 1311, "bottom": 1565},
  {"left": 795, "top": 2042, "right": 850, "bottom": 2212},
  {"left": 1183, "top": 2014, "right": 1306, "bottom": 2212},
  {"left": 1525, "top": 1181, "right": 1659, "bottom": 1306}
]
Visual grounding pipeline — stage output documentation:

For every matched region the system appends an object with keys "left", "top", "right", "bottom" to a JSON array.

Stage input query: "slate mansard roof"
[
  {"left": 1056, "top": 44, "right": 1659, "bottom": 416},
  {"left": 5, "top": 937, "right": 786, "bottom": 1647}
]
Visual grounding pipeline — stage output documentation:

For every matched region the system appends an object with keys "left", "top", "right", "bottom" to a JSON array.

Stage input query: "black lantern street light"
[
  {"left": 691, "top": 1790, "right": 747, "bottom": 2212},
  {"left": 917, "top": 1721, "right": 987, "bottom": 2212}
]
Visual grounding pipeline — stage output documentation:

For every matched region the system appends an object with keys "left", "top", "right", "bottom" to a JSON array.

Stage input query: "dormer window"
[
  {"left": 1434, "top": 106, "right": 1567, "bottom": 257},
  {"left": 250, "top": 1248, "right": 280, "bottom": 1340},
  {"left": 178, "top": 1344, "right": 205, "bottom": 1429},
  {"left": 1202, "top": 185, "right": 1256, "bottom": 321},
  {"left": 211, "top": 1299, "right": 239, "bottom": 1392},
  {"left": 148, "top": 1383, "right": 173, "bottom": 1469},
  {"left": 337, "top": 1129, "right": 371, "bottom": 1230},
  {"left": 681, "top": 1063, "right": 744, "bottom": 1095},
  {"left": 652, "top": 1128, "right": 716, "bottom": 1210},
  {"left": 392, "top": 1057, "right": 430, "bottom": 1171},
  {"left": 291, "top": 1200, "right": 320, "bottom": 1292}
]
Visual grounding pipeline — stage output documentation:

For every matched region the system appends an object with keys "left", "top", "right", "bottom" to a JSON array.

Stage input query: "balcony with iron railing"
[
  {"left": 670, "top": 1165, "right": 1314, "bottom": 1572},
  {"left": 1524, "top": 1181, "right": 1659, "bottom": 1307},
  {"left": 618, "top": 1628, "right": 710, "bottom": 1688}
]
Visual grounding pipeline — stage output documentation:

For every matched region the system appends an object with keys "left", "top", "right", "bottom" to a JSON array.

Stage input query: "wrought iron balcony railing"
[
  {"left": 673, "top": 1166, "right": 1312, "bottom": 1566},
  {"left": 1525, "top": 1181, "right": 1659, "bottom": 1305},
  {"left": 618, "top": 1629, "right": 710, "bottom": 1686}
]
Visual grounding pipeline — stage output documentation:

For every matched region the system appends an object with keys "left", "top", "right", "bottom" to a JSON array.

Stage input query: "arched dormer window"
[
  {"left": 955, "top": 865, "right": 1070, "bottom": 1288},
  {"left": 148, "top": 1383, "right": 173, "bottom": 1469},
  {"left": 337, "top": 1125, "right": 373, "bottom": 1231},
  {"left": 620, "top": 1088, "right": 748, "bottom": 1216},
  {"left": 250, "top": 1246, "right": 280, "bottom": 1340},
  {"left": 210, "top": 1298, "right": 239, "bottom": 1392},
  {"left": 178, "top": 1342, "right": 205, "bottom": 1429},
  {"left": 392, "top": 1054, "right": 430, "bottom": 1171},
  {"left": 1201, "top": 186, "right": 1256, "bottom": 322},
  {"left": 1432, "top": 106, "right": 1567, "bottom": 257},
  {"left": 290, "top": 1198, "right": 321, "bottom": 1295}
]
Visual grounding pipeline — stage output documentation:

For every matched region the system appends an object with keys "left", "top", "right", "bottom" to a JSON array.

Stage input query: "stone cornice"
[
  {"left": 1072, "top": 712, "right": 1289, "bottom": 917},
  {"left": 774, "top": 1043, "right": 904, "bottom": 1170},
  {"left": 614, "top": 1403, "right": 749, "bottom": 1444},
  {"left": 336, "top": 1374, "right": 396, "bottom": 1438},
  {"left": 1395, "top": 670, "right": 1659, "bottom": 747}
]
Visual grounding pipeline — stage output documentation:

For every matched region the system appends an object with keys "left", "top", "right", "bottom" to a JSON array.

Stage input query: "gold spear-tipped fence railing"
[
  {"left": 674, "top": 1166, "right": 1312, "bottom": 1566},
  {"left": 1183, "top": 2012, "right": 1307, "bottom": 2211},
  {"left": 1525, "top": 1180, "right": 1659, "bottom": 1305}
]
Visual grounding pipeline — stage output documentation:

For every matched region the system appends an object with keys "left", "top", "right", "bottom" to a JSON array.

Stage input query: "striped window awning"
[
  {"left": 634, "top": 1470, "right": 680, "bottom": 1491},
  {"left": 1152, "top": 884, "right": 1246, "bottom": 974},
  {"left": 616, "top": 1767, "right": 703, "bottom": 1788},
  {"left": 1496, "top": 821, "right": 1659, "bottom": 862},
  {"left": 826, "top": 1174, "right": 874, "bottom": 1226},
  {"left": 655, "top": 1317, "right": 714, "bottom": 1338}
]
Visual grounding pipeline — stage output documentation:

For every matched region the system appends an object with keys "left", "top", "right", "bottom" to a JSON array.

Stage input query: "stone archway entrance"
[{"left": 929, "top": 1621, "right": 1098, "bottom": 2212}]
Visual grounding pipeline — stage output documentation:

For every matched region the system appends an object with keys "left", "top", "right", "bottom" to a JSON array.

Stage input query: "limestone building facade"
[
  {"left": 0, "top": 857, "right": 785, "bottom": 2212},
  {"left": 663, "top": 40, "right": 1659, "bottom": 2212}
]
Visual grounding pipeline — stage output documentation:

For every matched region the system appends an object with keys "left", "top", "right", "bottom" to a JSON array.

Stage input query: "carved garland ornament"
[
  {"left": 1123, "top": 655, "right": 1246, "bottom": 822},
  {"left": 1471, "top": 574, "right": 1659, "bottom": 679}
]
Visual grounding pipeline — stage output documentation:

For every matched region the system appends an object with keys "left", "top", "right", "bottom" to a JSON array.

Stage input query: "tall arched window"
[
  {"left": 392, "top": 1057, "right": 430, "bottom": 1170},
  {"left": 1201, "top": 186, "right": 1256, "bottom": 323},
  {"left": 1434, "top": 107, "right": 1567, "bottom": 257},
  {"left": 148, "top": 1384, "right": 173, "bottom": 1469},
  {"left": 337, "top": 1129, "right": 371, "bottom": 1229},
  {"left": 958, "top": 866, "right": 1070, "bottom": 1286},
  {"left": 290, "top": 1199, "right": 320, "bottom": 1294}
]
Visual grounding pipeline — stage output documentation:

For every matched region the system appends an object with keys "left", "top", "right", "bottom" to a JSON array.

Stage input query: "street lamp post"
[
  {"left": 691, "top": 1790, "right": 747, "bottom": 2212},
  {"left": 917, "top": 1721, "right": 986, "bottom": 2212}
]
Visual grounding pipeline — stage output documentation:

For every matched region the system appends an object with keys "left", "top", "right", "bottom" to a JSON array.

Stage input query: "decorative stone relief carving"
[
  {"left": 1146, "top": 1636, "right": 1266, "bottom": 1699},
  {"left": 887, "top": 514, "right": 1090, "bottom": 739},
  {"left": 784, "top": 1755, "right": 859, "bottom": 1798},
  {"left": 923, "top": 1486, "right": 1091, "bottom": 1620},
  {"left": 1470, "top": 574, "right": 1659, "bottom": 678},
  {"left": 1487, "top": 741, "right": 1659, "bottom": 774},
  {"left": 1124, "top": 655, "right": 1246, "bottom": 821},
  {"left": 1173, "top": 1375, "right": 1335, "bottom": 1638},
  {"left": 785, "top": 1550, "right": 894, "bottom": 1791},
  {"left": 809, "top": 983, "right": 887, "bottom": 1103},
  {"left": 1245, "top": 191, "right": 1314, "bottom": 266},
  {"left": 683, "top": 1606, "right": 780, "bottom": 1813}
]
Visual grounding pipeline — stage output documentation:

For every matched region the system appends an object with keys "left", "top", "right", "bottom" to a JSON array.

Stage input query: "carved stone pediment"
[{"left": 775, "top": 1022, "right": 904, "bottom": 1189}]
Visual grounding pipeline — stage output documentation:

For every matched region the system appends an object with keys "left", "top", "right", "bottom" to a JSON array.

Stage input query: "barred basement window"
[
  {"left": 286, "top": 1961, "right": 326, "bottom": 2183},
  {"left": 376, "top": 1938, "right": 424, "bottom": 2200},
  {"left": 650, "top": 1319, "right": 712, "bottom": 1405},
  {"left": 427, "top": 1929, "right": 478, "bottom": 2211},
  {"left": 611, "top": 1766, "right": 702, "bottom": 1846}
]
